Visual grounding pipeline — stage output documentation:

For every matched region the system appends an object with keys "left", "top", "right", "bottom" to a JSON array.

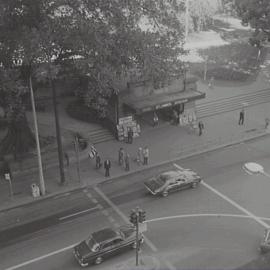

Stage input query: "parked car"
[
  {"left": 260, "top": 228, "right": 270, "bottom": 253},
  {"left": 73, "top": 224, "right": 144, "bottom": 267},
  {"left": 144, "top": 168, "right": 202, "bottom": 197}
]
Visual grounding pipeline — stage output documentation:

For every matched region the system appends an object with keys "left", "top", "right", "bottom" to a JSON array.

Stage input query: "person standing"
[
  {"left": 118, "top": 147, "right": 124, "bottom": 166},
  {"left": 125, "top": 153, "right": 130, "bottom": 171},
  {"left": 198, "top": 120, "right": 204, "bottom": 136},
  {"left": 96, "top": 153, "right": 101, "bottom": 169},
  {"left": 136, "top": 147, "right": 143, "bottom": 165},
  {"left": 128, "top": 128, "right": 134, "bottom": 144},
  {"left": 143, "top": 146, "right": 149, "bottom": 165},
  {"left": 265, "top": 117, "right": 269, "bottom": 129},
  {"left": 104, "top": 159, "right": 111, "bottom": 177},
  {"left": 64, "top": 152, "right": 69, "bottom": 167},
  {"left": 153, "top": 111, "right": 159, "bottom": 126},
  {"left": 238, "top": 109, "right": 245, "bottom": 125}
]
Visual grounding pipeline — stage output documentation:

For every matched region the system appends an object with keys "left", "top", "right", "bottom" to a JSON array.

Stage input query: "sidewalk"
[{"left": 1, "top": 98, "right": 269, "bottom": 212}]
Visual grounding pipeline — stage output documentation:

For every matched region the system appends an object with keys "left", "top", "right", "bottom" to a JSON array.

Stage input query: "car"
[
  {"left": 73, "top": 224, "right": 144, "bottom": 267},
  {"left": 260, "top": 228, "right": 270, "bottom": 253},
  {"left": 144, "top": 168, "right": 202, "bottom": 197}
]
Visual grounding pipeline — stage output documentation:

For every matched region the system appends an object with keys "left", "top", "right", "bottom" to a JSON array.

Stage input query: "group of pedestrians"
[{"left": 90, "top": 145, "right": 150, "bottom": 177}]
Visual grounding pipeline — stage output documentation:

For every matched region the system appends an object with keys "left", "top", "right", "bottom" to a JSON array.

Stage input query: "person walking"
[
  {"left": 118, "top": 147, "right": 125, "bottom": 166},
  {"left": 153, "top": 111, "right": 159, "bottom": 126},
  {"left": 125, "top": 153, "right": 130, "bottom": 171},
  {"left": 104, "top": 159, "right": 111, "bottom": 177},
  {"left": 95, "top": 153, "right": 101, "bottom": 169},
  {"left": 143, "top": 146, "right": 149, "bottom": 165},
  {"left": 198, "top": 120, "right": 204, "bottom": 136},
  {"left": 238, "top": 109, "right": 245, "bottom": 125},
  {"left": 136, "top": 147, "right": 143, "bottom": 165}
]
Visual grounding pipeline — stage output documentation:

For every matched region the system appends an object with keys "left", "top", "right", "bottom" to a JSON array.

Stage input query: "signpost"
[{"left": 129, "top": 207, "right": 146, "bottom": 267}]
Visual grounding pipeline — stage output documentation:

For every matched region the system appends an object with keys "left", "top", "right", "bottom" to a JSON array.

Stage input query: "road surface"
[{"left": 1, "top": 136, "right": 270, "bottom": 269}]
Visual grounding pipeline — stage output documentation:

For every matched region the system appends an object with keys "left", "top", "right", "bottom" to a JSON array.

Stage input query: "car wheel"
[
  {"left": 191, "top": 182, "right": 197, "bottom": 188},
  {"left": 95, "top": 256, "right": 103, "bottom": 265},
  {"left": 162, "top": 191, "right": 168, "bottom": 197}
]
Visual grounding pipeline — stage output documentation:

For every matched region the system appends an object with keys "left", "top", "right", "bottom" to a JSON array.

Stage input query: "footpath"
[{"left": 0, "top": 75, "right": 270, "bottom": 214}]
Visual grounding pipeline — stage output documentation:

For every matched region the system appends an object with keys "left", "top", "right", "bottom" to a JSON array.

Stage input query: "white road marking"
[
  {"left": 147, "top": 213, "right": 263, "bottom": 223},
  {"left": 58, "top": 206, "right": 99, "bottom": 221},
  {"left": 4, "top": 244, "right": 76, "bottom": 270},
  {"left": 173, "top": 163, "right": 270, "bottom": 229},
  {"left": 201, "top": 181, "right": 269, "bottom": 228},
  {"left": 173, "top": 163, "right": 184, "bottom": 170},
  {"left": 94, "top": 187, "right": 158, "bottom": 252}
]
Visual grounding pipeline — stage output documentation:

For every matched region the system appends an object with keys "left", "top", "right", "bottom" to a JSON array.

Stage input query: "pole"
[
  {"left": 29, "top": 75, "right": 46, "bottom": 195},
  {"left": 135, "top": 213, "right": 139, "bottom": 267},
  {"left": 74, "top": 137, "right": 81, "bottom": 182},
  {"left": 48, "top": 65, "right": 66, "bottom": 184},
  {"left": 185, "top": 0, "right": 189, "bottom": 42}
]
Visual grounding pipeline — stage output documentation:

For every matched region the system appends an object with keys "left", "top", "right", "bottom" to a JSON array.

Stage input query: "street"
[{"left": 1, "top": 136, "right": 270, "bottom": 270}]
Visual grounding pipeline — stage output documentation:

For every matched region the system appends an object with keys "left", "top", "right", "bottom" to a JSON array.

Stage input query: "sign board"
[
  {"left": 4, "top": 173, "right": 11, "bottom": 181},
  {"left": 138, "top": 222, "right": 147, "bottom": 233}
]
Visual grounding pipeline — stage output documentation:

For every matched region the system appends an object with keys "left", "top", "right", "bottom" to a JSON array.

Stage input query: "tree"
[{"left": 234, "top": 0, "right": 270, "bottom": 47}]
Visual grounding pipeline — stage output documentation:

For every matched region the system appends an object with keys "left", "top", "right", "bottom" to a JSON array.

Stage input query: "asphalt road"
[{"left": 1, "top": 136, "right": 270, "bottom": 270}]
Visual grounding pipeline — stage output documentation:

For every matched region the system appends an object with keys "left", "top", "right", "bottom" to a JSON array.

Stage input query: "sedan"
[
  {"left": 144, "top": 168, "right": 201, "bottom": 197},
  {"left": 73, "top": 224, "right": 144, "bottom": 266}
]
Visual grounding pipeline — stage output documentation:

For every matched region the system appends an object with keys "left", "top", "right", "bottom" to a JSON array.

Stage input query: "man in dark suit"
[{"left": 104, "top": 159, "right": 111, "bottom": 177}]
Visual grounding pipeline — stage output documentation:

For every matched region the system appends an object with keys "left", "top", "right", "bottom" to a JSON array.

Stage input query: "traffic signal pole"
[{"left": 135, "top": 213, "right": 139, "bottom": 266}]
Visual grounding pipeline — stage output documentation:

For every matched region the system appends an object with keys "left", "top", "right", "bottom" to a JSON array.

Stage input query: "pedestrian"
[
  {"left": 153, "top": 111, "right": 159, "bottom": 126},
  {"left": 64, "top": 152, "right": 69, "bottom": 167},
  {"left": 143, "top": 146, "right": 149, "bottom": 165},
  {"left": 118, "top": 147, "right": 125, "bottom": 166},
  {"left": 208, "top": 76, "right": 214, "bottom": 89},
  {"left": 136, "top": 147, "right": 143, "bottom": 165},
  {"left": 125, "top": 153, "right": 130, "bottom": 171},
  {"left": 265, "top": 117, "right": 269, "bottom": 129},
  {"left": 95, "top": 153, "right": 101, "bottom": 169},
  {"left": 104, "top": 159, "right": 111, "bottom": 177},
  {"left": 198, "top": 120, "right": 204, "bottom": 136},
  {"left": 238, "top": 109, "right": 245, "bottom": 125},
  {"left": 127, "top": 127, "right": 133, "bottom": 144}
]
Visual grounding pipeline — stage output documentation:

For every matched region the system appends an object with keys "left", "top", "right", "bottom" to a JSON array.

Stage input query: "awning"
[{"left": 123, "top": 90, "right": 205, "bottom": 114}]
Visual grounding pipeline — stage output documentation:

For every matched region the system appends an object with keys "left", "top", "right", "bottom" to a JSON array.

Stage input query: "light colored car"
[
  {"left": 144, "top": 168, "right": 201, "bottom": 197},
  {"left": 73, "top": 224, "right": 144, "bottom": 267},
  {"left": 260, "top": 228, "right": 270, "bottom": 253}
]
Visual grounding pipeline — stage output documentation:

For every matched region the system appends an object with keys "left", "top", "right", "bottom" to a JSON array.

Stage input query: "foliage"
[
  {"left": 234, "top": 0, "right": 270, "bottom": 47},
  {"left": 193, "top": 42, "right": 267, "bottom": 81}
]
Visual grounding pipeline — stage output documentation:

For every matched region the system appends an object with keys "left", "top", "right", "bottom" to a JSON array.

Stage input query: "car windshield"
[{"left": 86, "top": 237, "right": 99, "bottom": 252}]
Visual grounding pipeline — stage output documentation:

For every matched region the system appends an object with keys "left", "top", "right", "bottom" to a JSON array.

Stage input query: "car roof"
[
  {"left": 92, "top": 228, "right": 118, "bottom": 243},
  {"left": 161, "top": 170, "right": 198, "bottom": 180}
]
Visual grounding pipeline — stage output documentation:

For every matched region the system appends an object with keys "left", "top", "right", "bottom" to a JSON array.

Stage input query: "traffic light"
[
  {"left": 130, "top": 210, "right": 137, "bottom": 225},
  {"left": 138, "top": 210, "right": 146, "bottom": 223}
]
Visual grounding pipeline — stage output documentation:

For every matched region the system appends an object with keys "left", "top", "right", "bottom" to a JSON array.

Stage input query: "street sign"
[
  {"left": 138, "top": 222, "right": 147, "bottom": 233},
  {"left": 4, "top": 173, "right": 11, "bottom": 181}
]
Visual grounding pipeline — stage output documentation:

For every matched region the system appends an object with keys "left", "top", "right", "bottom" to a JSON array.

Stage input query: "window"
[
  {"left": 102, "top": 241, "right": 113, "bottom": 249},
  {"left": 112, "top": 238, "right": 122, "bottom": 245}
]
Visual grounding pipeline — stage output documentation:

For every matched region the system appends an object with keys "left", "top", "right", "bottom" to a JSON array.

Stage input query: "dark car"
[
  {"left": 144, "top": 168, "right": 201, "bottom": 197},
  {"left": 73, "top": 224, "right": 144, "bottom": 267},
  {"left": 260, "top": 228, "right": 270, "bottom": 253}
]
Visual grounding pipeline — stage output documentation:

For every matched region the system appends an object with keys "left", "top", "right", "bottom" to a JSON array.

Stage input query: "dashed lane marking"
[
  {"left": 173, "top": 163, "right": 269, "bottom": 229},
  {"left": 58, "top": 206, "right": 99, "bottom": 221}
]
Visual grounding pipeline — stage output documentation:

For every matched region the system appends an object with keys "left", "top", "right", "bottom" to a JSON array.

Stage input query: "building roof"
[{"left": 122, "top": 89, "right": 205, "bottom": 114}]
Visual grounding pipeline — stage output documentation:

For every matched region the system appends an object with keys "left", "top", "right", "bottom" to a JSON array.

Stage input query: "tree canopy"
[{"left": 234, "top": 0, "right": 270, "bottom": 46}]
